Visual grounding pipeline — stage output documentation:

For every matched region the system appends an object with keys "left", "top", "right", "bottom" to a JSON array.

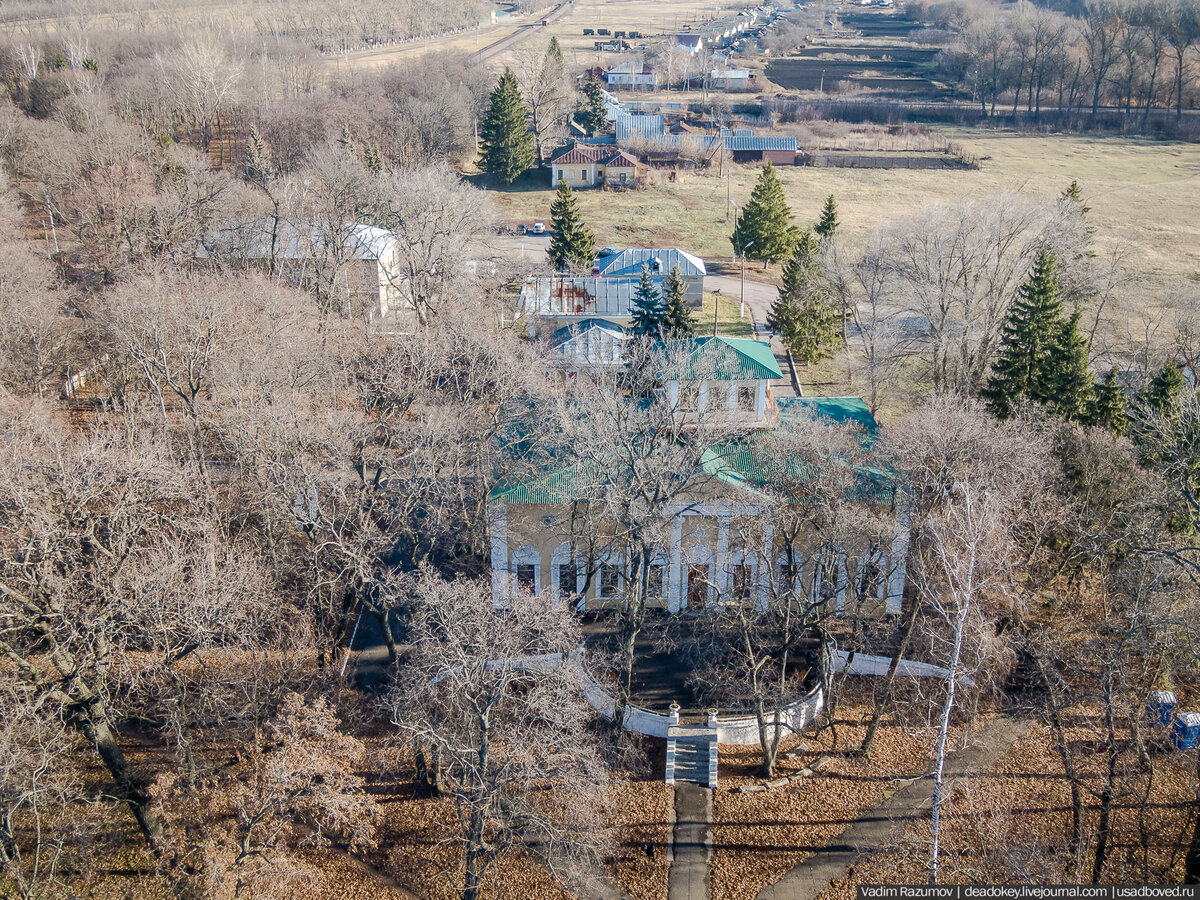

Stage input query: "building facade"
[
  {"left": 489, "top": 394, "right": 910, "bottom": 618},
  {"left": 550, "top": 143, "right": 645, "bottom": 188}
]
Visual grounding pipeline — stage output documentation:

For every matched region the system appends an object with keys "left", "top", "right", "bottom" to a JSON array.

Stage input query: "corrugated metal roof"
[
  {"left": 656, "top": 336, "right": 783, "bottom": 381},
  {"left": 615, "top": 114, "right": 665, "bottom": 141},
  {"left": 551, "top": 143, "right": 607, "bottom": 164},
  {"left": 597, "top": 248, "right": 707, "bottom": 278},
  {"left": 724, "top": 135, "right": 799, "bottom": 152},
  {"left": 778, "top": 397, "right": 879, "bottom": 433},
  {"left": 548, "top": 318, "right": 627, "bottom": 346},
  {"left": 606, "top": 61, "right": 653, "bottom": 75},
  {"left": 520, "top": 276, "right": 663, "bottom": 318}
]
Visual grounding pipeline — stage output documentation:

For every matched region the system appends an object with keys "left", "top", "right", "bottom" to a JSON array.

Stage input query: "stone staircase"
[{"left": 666, "top": 726, "right": 718, "bottom": 787}]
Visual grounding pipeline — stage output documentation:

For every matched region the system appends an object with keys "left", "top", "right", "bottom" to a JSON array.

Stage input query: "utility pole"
[
  {"left": 739, "top": 241, "right": 754, "bottom": 320},
  {"left": 740, "top": 252, "right": 746, "bottom": 320}
]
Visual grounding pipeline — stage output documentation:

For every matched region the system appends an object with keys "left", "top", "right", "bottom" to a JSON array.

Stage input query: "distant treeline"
[
  {"left": 911, "top": 0, "right": 1200, "bottom": 130},
  {"left": 0, "top": 0, "right": 495, "bottom": 55}
]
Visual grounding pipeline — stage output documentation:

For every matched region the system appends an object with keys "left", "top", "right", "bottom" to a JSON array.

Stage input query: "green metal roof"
[
  {"left": 656, "top": 336, "right": 783, "bottom": 381},
  {"left": 777, "top": 396, "right": 879, "bottom": 433},
  {"left": 488, "top": 395, "right": 887, "bottom": 506},
  {"left": 491, "top": 464, "right": 586, "bottom": 505},
  {"left": 699, "top": 399, "right": 893, "bottom": 504}
]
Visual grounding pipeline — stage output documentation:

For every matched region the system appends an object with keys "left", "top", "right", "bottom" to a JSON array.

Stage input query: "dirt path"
[{"left": 755, "top": 717, "right": 1030, "bottom": 900}]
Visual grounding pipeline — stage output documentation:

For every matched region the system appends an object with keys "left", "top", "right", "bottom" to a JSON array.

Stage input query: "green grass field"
[{"left": 693, "top": 294, "right": 756, "bottom": 339}]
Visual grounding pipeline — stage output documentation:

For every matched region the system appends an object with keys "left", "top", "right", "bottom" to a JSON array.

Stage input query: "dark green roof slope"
[
  {"left": 777, "top": 396, "right": 878, "bottom": 433},
  {"left": 655, "top": 336, "right": 783, "bottom": 381}
]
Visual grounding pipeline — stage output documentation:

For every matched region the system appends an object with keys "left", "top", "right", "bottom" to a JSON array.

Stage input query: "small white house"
[
  {"left": 605, "top": 61, "right": 656, "bottom": 91},
  {"left": 709, "top": 68, "right": 754, "bottom": 90}
]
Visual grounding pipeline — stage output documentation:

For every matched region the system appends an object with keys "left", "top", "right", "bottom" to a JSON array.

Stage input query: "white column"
[
  {"left": 715, "top": 515, "right": 730, "bottom": 597},
  {"left": 757, "top": 522, "right": 774, "bottom": 612},
  {"left": 489, "top": 504, "right": 509, "bottom": 610},
  {"left": 668, "top": 515, "right": 684, "bottom": 612},
  {"left": 698, "top": 380, "right": 709, "bottom": 411},
  {"left": 756, "top": 379, "right": 767, "bottom": 419},
  {"left": 727, "top": 382, "right": 738, "bottom": 411},
  {"left": 885, "top": 501, "right": 912, "bottom": 615}
]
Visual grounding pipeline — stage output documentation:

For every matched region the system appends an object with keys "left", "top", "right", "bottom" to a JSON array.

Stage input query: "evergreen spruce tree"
[
  {"left": 1061, "top": 179, "right": 1091, "bottom": 215},
  {"left": 1143, "top": 362, "right": 1185, "bottom": 414},
  {"left": 815, "top": 194, "right": 839, "bottom": 240},
  {"left": 981, "top": 248, "right": 1065, "bottom": 418},
  {"left": 577, "top": 76, "right": 609, "bottom": 136},
  {"left": 1091, "top": 366, "right": 1128, "bottom": 435},
  {"left": 661, "top": 264, "right": 693, "bottom": 337},
  {"left": 731, "top": 163, "right": 799, "bottom": 265},
  {"left": 788, "top": 294, "right": 842, "bottom": 366},
  {"left": 1047, "top": 308, "right": 1095, "bottom": 423},
  {"left": 767, "top": 229, "right": 819, "bottom": 339},
  {"left": 480, "top": 68, "right": 534, "bottom": 185},
  {"left": 364, "top": 143, "right": 384, "bottom": 175},
  {"left": 770, "top": 230, "right": 839, "bottom": 365},
  {"left": 766, "top": 294, "right": 799, "bottom": 341},
  {"left": 338, "top": 123, "right": 356, "bottom": 157},
  {"left": 629, "top": 265, "right": 663, "bottom": 336},
  {"left": 548, "top": 36, "right": 564, "bottom": 64},
  {"left": 547, "top": 182, "right": 596, "bottom": 270}
]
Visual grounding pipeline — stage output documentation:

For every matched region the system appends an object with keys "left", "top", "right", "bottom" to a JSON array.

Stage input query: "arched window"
[
  {"left": 551, "top": 543, "right": 584, "bottom": 609},
  {"left": 726, "top": 548, "right": 758, "bottom": 605},
  {"left": 775, "top": 550, "right": 804, "bottom": 600},
  {"left": 856, "top": 548, "right": 888, "bottom": 607},
  {"left": 510, "top": 545, "right": 541, "bottom": 597},
  {"left": 596, "top": 550, "right": 624, "bottom": 602}
]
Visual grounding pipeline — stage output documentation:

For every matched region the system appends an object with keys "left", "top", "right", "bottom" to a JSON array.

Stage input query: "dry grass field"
[{"left": 491, "top": 129, "right": 1200, "bottom": 321}]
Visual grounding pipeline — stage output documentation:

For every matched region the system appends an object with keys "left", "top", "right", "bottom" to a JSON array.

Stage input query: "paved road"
[
  {"left": 479, "top": 0, "right": 575, "bottom": 60},
  {"left": 756, "top": 717, "right": 1031, "bottom": 900},
  {"left": 705, "top": 272, "right": 779, "bottom": 325}
]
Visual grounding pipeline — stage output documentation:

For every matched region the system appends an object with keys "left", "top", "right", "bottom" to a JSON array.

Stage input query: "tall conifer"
[
  {"left": 1047, "top": 308, "right": 1095, "bottom": 422},
  {"left": 548, "top": 182, "right": 596, "bottom": 271},
  {"left": 731, "top": 163, "right": 799, "bottom": 265},
  {"left": 661, "top": 264, "right": 693, "bottom": 337},
  {"left": 982, "top": 248, "right": 1065, "bottom": 418},
  {"left": 577, "top": 76, "right": 608, "bottom": 135},
  {"left": 481, "top": 68, "right": 534, "bottom": 185},
  {"left": 1061, "top": 179, "right": 1091, "bottom": 215},
  {"left": 1091, "top": 366, "right": 1128, "bottom": 435},
  {"left": 1143, "top": 362, "right": 1185, "bottom": 414},
  {"left": 815, "top": 194, "right": 839, "bottom": 239},
  {"left": 629, "top": 265, "right": 663, "bottom": 336},
  {"left": 767, "top": 229, "right": 819, "bottom": 339}
]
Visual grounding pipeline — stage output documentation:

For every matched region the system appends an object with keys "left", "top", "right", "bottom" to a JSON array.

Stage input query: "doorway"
[{"left": 687, "top": 564, "right": 710, "bottom": 609}]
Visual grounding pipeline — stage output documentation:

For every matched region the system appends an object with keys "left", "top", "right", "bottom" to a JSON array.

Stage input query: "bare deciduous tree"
[{"left": 389, "top": 569, "right": 609, "bottom": 900}]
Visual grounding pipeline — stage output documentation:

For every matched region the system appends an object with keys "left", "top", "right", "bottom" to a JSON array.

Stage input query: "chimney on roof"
[{"left": 652, "top": 256, "right": 662, "bottom": 272}]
